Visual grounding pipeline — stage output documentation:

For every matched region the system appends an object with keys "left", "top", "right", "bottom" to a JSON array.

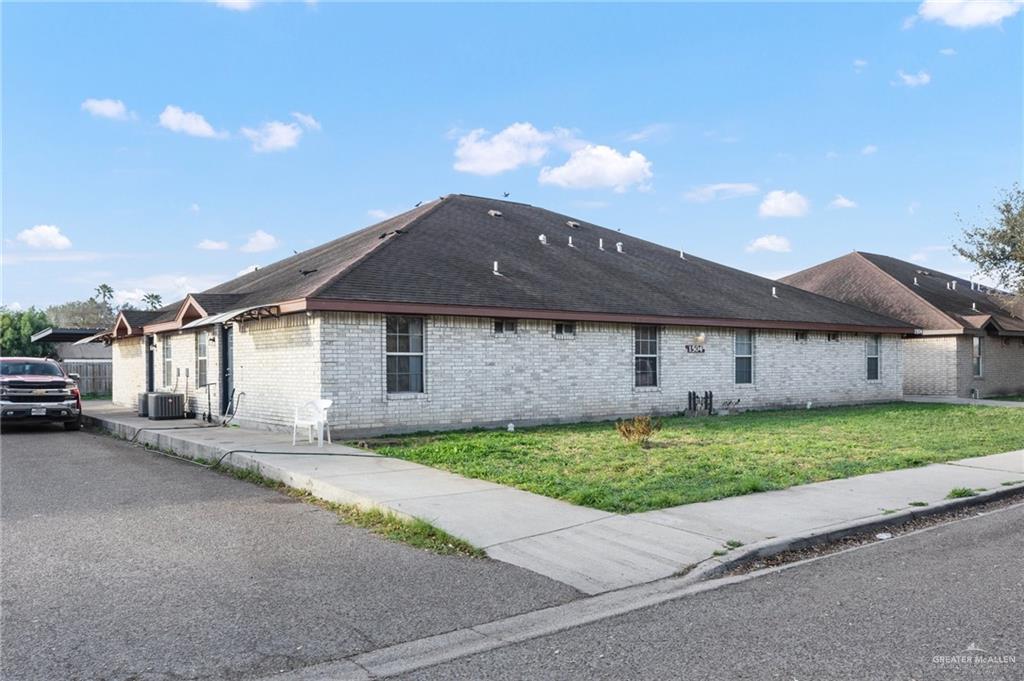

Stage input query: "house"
[
  {"left": 103, "top": 195, "right": 913, "bottom": 435},
  {"left": 782, "top": 252, "right": 1024, "bottom": 398}
]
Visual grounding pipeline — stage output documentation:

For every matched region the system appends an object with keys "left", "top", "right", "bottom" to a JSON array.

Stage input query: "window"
[
  {"left": 494, "top": 319, "right": 517, "bottom": 334},
  {"left": 634, "top": 325, "right": 659, "bottom": 387},
  {"left": 827, "top": 332, "right": 841, "bottom": 343},
  {"left": 386, "top": 316, "right": 424, "bottom": 393},
  {"left": 195, "top": 331, "right": 208, "bottom": 387},
  {"left": 554, "top": 322, "right": 575, "bottom": 337},
  {"left": 972, "top": 336, "right": 983, "bottom": 377},
  {"left": 735, "top": 329, "right": 754, "bottom": 384},
  {"left": 794, "top": 331, "right": 809, "bottom": 342},
  {"left": 163, "top": 338, "right": 173, "bottom": 386},
  {"left": 866, "top": 334, "right": 880, "bottom": 380}
]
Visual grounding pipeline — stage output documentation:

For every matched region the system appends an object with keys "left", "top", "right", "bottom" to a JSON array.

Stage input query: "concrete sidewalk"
[
  {"left": 83, "top": 402, "right": 1024, "bottom": 595},
  {"left": 904, "top": 395, "right": 1024, "bottom": 408}
]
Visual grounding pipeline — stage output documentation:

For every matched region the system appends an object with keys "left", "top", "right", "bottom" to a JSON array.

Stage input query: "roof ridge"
[
  {"left": 307, "top": 197, "right": 449, "bottom": 298},
  {"left": 851, "top": 251, "right": 962, "bottom": 329}
]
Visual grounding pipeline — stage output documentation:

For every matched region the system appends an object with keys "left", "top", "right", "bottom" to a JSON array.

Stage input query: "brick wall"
[
  {"left": 902, "top": 336, "right": 958, "bottom": 395},
  {"left": 314, "top": 313, "right": 903, "bottom": 435},
  {"left": 154, "top": 330, "right": 221, "bottom": 417},
  {"left": 958, "top": 335, "right": 1024, "bottom": 398},
  {"left": 111, "top": 336, "right": 146, "bottom": 408}
]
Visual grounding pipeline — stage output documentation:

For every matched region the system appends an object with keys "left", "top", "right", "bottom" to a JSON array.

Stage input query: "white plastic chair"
[{"left": 292, "top": 399, "right": 333, "bottom": 447}]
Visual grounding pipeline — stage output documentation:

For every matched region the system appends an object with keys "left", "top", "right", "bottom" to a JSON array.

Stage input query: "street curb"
[{"left": 676, "top": 481, "right": 1024, "bottom": 586}]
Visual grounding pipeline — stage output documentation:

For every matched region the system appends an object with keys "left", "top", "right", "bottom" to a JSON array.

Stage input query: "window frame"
[
  {"left": 827, "top": 332, "right": 841, "bottom": 343},
  {"left": 794, "top": 331, "right": 809, "bottom": 342},
  {"left": 162, "top": 337, "right": 173, "bottom": 387},
  {"left": 972, "top": 336, "right": 983, "bottom": 377},
  {"left": 734, "top": 329, "right": 754, "bottom": 385},
  {"left": 385, "top": 315, "right": 425, "bottom": 394},
  {"left": 493, "top": 318, "right": 517, "bottom": 335},
  {"left": 195, "top": 331, "right": 209, "bottom": 388},
  {"left": 553, "top": 321, "right": 576, "bottom": 338},
  {"left": 633, "top": 325, "right": 659, "bottom": 388},
  {"left": 866, "top": 334, "right": 881, "bottom": 381}
]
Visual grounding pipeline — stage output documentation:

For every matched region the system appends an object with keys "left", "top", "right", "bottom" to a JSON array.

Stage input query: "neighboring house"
[
  {"left": 30, "top": 327, "right": 112, "bottom": 395},
  {"left": 782, "top": 252, "right": 1024, "bottom": 398},
  {"left": 102, "top": 195, "right": 912, "bottom": 435}
]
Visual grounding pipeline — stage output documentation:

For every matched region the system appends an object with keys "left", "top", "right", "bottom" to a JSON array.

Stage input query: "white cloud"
[
  {"left": 3, "top": 302, "right": 23, "bottom": 311},
  {"left": 939, "top": 47, "right": 958, "bottom": 56},
  {"left": 861, "top": 144, "right": 879, "bottom": 155},
  {"left": 539, "top": 145, "right": 653, "bottom": 192},
  {"left": 683, "top": 182, "right": 760, "bottom": 203},
  {"left": 895, "top": 70, "right": 932, "bottom": 87},
  {"left": 453, "top": 122, "right": 563, "bottom": 175},
  {"left": 241, "top": 120, "right": 303, "bottom": 152},
  {"left": 758, "top": 190, "right": 809, "bottom": 218},
  {"left": 237, "top": 265, "right": 259, "bottom": 276},
  {"left": 825, "top": 151, "right": 840, "bottom": 159},
  {"left": 852, "top": 58, "right": 868, "bottom": 72},
  {"left": 81, "top": 98, "right": 133, "bottom": 121},
  {"left": 159, "top": 105, "right": 225, "bottom": 138},
  {"left": 829, "top": 194, "right": 858, "bottom": 209},
  {"left": 16, "top": 224, "right": 72, "bottom": 250},
  {"left": 197, "top": 239, "right": 229, "bottom": 250},
  {"left": 113, "top": 288, "right": 147, "bottom": 307},
  {"left": 367, "top": 209, "right": 395, "bottom": 220},
  {"left": 240, "top": 230, "right": 279, "bottom": 253},
  {"left": 917, "top": 0, "right": 1023, "bottom": 28},
  {"left": 190, "top": 203, "right": 201, "bottom": 213},
  {"left": 213, "top": 0, "right": 257, "bottom": 10},
  {"left": 112, "top": 273, "right": 225, "bottom": 307},
  {"left": 908, "top": 200, "right": 921, "bottom": 215},
  {"left": 291, "top": 112, "right": 321, "bottom": 131},
  {"left": 1, "top": 251, "right": 107, "bottom": 265},
  {"left": 746, "top": 235, "right": 792, "bottom": 253},
  {"left": 624, "top": 123, "right": 671, "bottom": 142}
]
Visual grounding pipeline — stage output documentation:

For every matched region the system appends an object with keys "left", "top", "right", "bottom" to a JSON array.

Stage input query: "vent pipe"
[
  {"left": 493, "top": 261, "right": 500, "bottom": 276},
  {"left": 771, "top": 286, "right": 779, "bottom": 298},
  {"left": 951, "top": 281, "right": 957, "bottom": 290},
  {"left": 680, "top": 250, "right": 686, "bottom": 260},
  {"left": 539, "top": 234, "right": 547, "bottom": 245},
  {"left": 568, "top": 236, "right": 575, "bottom": 248},
  {"left": 972, "top": 302, "right": 978, "bottom": 311},
  {"left": 913, "top": 276, "right": 919, "bottom": 286},
  {"left": 599, "top": 238, "right": 604, "bottom": 251},
  {"left": 615, "top": 242, "right": 623, "bottom": 253}
]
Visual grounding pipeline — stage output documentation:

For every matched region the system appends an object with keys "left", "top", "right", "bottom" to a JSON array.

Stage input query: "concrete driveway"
[{"left": 0, "top": 426, "right": 579, "bottom": 681}]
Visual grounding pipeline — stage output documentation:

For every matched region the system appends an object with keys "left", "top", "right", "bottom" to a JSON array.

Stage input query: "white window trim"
[
  {"left": 734, "top": 329, "right": 755, "bottom": 385},
  {"left": 633, "top": 325, "right": 660, "bottom": 391},
  {"left": 553, "top": 321, "right": 576, "bottom": 338},
  {"left": 972, "top": 336, "right": 983, "bottom": 378},
  {"left": 195, "top": 331, "right": 209, "bottom": 388},
  {"left": 162, "top": 338, "right": 173, "bottom": 387},
  {"left": 866, "top": 334, "right": 881, "bottom": 382},
  {"left": 384, "top": 315, "right": 427, "bottom": 396},
  {"left": 493, "top": 318, "right": 518, "bottom": 335}
]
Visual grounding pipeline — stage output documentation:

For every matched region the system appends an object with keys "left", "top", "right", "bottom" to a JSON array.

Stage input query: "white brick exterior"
[
  {"left": 113, "top": 312, "right": 905, "bottom": 434},
  {"left": 901, "top": 335, "right": 1024, "bottom": 398},
  {"left": 111, "top": 336, "right": 147, "bottom": 408}
]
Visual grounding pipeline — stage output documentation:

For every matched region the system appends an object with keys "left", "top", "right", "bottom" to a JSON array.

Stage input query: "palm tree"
[
  {"left": 94, "top": 283, "right": 114, "bottom": 304},
  {"left": 142, "top": 293, "right": 163, "bottom": 310}
]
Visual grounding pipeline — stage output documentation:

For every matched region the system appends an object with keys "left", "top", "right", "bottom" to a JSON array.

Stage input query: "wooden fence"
[{"left": 62, "top": 360, "right": 113, "bottom": 396}]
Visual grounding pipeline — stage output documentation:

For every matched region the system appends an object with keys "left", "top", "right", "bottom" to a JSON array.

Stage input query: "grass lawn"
[
  {"left": 990, "top": 394, "right": 1024, "bottom": 402},
  {"left": 371, "top": 403, "right": 1024, "bottom": 514}
]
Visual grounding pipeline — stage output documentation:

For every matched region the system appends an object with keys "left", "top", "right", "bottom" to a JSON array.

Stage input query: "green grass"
[
  {"left": 990, "top": 394, "right": 1024, "bottom": 402},
  {"left": 946, "top": 487, "right": 978, "bottom": 499},
  {"left": 81, "top": 393, "right": 112, "bottom": 401},
  {"left": 215, "top": 465, "right": 483, "bottom": 557},
  {"left": 370, "top": 403, "right": 1024, "bottom": 514}
]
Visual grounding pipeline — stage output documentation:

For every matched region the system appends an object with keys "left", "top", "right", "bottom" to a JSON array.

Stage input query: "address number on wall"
[{"left": 685, "top": 344, "right": 706, "bottom": 353}]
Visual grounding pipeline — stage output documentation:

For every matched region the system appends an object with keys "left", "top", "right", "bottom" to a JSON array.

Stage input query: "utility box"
[
  {"left": 147, "top": 393, "right": 185, "bottom": 420},
  {"left": 137, "top": 392, "right": 151, "bottom": 417}
]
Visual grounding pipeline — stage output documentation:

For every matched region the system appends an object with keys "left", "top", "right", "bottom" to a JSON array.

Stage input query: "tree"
[
  {"left": 955, "top": 184, "right": 1024, "bottom": 296},
  {"left": 94, "top": 283, "right": 114, "bottom": 305},
  {"left": 142, "top": 293, "right": 163, "bottom": 310},
  {"left": 45, "top": 298, "right": 116, "bottom": 328},
  {"left": 0, "top": 307, "right": 53, "bottom": 357}
]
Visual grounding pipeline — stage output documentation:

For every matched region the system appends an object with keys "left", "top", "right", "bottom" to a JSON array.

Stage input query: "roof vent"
[
  {"left": 538, "top": 234, "right": 547, "bottom": 245},
  {"left": 566, "top": 220, "right": 581, "bottom": 229},
  {"left": 488, "top": 209, "right": 502, "bottom": 218},
  {"left": 950, "top": 280, "right": 957, "bottom": 290},
  {"left": 972, "top": 302, "right": 978, "bottom": 311},
  {"left": 771, "top": 286, "right": 779, "bottom": 298},
  {"left": 916, "top": 269, "right": 931, "bottom": 276},
  {"left": 615, "top": 242, "right": 623, "bottom": 253},
  {"left": 598, "top": 238, "right": 604, "bottom": 251},
  {"left": 680, "top": 250, "right": 686, "bottom": 260},
  {"left": 913, "top": 276, "right": 919, "bottom": 286},
  {"left": 493, "top": 261, "right": 501, "bottom": 276},
  {"left": 568, "top": 236, "right": 575, "bottom": 248}
]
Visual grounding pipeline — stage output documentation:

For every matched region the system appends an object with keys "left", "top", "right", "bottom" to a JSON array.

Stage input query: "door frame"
[{"left": 144, "top": 334, "right": 155, "bottom": 392}]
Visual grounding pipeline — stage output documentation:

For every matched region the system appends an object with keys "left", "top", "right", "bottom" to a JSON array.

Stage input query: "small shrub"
[
  {"left": 908, "top": 501, "right": 928, "bottom": 507},
  {"left": 615, "top": 415, "right": 663, "bottom": 447},
  {"left": 946, "top": 487, "right": 977, "bottom": 499}
]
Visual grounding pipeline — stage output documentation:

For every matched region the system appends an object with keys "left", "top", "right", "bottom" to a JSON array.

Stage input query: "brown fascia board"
[
  {"left": 299, "top": 298, "right": 916, "bottom": 334},
  {"left": 174, "top": 295, "right": 208, "bottom": 325}
]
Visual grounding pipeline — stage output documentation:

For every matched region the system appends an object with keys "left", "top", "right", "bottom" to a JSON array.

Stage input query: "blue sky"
[{"left": 3, "top": 1, "right": 1021, "bottom": 309}]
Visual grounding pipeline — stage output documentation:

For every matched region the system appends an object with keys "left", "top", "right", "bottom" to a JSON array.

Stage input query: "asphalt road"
[
  {"left": 399, "top": 503, "right": 1024, "bottom": 681},
  {"left": 0, "top": 426, "right": 579, "bottom": 681}
]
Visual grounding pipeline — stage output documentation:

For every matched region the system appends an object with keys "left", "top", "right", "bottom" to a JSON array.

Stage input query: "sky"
[{"left": 2, "top": 0, "right": 1022, "bottom": 310}]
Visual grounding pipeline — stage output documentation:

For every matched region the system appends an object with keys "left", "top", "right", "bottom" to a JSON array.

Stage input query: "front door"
[
  {"left": 145, "top": 335, "right": 155, "bottom": 392},
  {"left": 220, "top": 325, "right": 234, "bottom": 415}
]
